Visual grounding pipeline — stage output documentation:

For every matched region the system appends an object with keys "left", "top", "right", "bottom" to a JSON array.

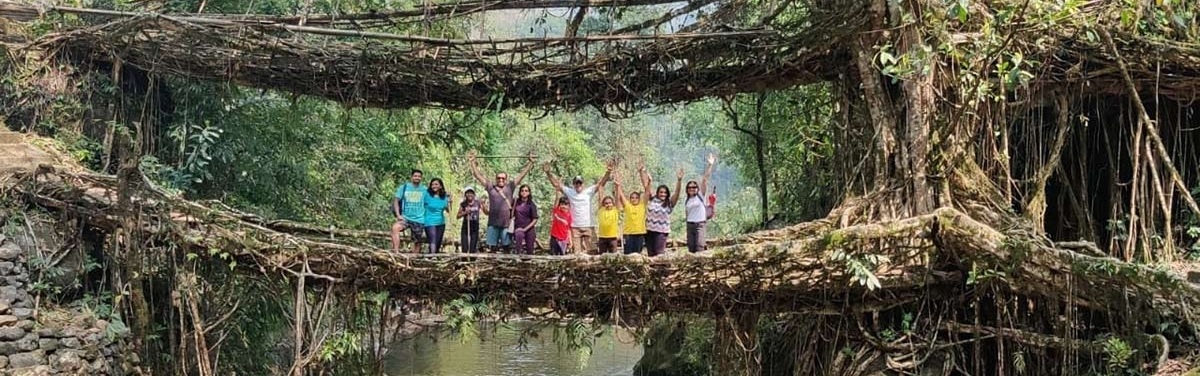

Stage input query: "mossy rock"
[{"left": 1183, "top": 367, "right": 1200, "bottom": 376}]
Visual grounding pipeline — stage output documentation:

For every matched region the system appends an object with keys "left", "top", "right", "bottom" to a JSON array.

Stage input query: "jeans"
[
  {"left": 513, "top": 227, "right": 536, "bottom": 254},
  {"left": 485, "top": 225, "right": 511, "bottom": 249},
  {"left": 460, "top": 220, "right": 481, "bottom": 253},
  {"left": 623, "top": 234, "right": 645, "bottom": 254},
  {"left": 686, "top": 222, "right": 706, "bottom": 253},
  {"left": 550, "top": 238, "right": 568, "bottom": 255},
  {"left": 645, "top": 231, "right": 668, "bottom": 256},
  {"left": 425, "top": 224, "right": 446, "bottom": 253}
]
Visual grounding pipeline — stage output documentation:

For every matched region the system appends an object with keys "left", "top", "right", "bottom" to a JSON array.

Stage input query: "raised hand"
[
  {"left": 527, "top": 150, "right": 536, "bottom": 164},
  {"left": 467, "top": 150, "right": 478, "bottom": 164},
  {"left": 541, "top": 162, "right": 552, "bottom": 173},
  {"left": 676, "top": 168, "right": 685, "bottom": 180},
  {"left": 706, "top": 152, "right": 717, "bottom": 165}
]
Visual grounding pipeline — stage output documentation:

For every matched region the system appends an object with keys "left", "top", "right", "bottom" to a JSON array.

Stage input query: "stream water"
[{"left": 382, "top": 322, "right": 643, "bottom": 376}]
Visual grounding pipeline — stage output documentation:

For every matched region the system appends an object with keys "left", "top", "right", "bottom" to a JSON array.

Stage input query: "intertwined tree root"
[{"left": 5, "top": 167, "right": 1197, "bottom": 327}]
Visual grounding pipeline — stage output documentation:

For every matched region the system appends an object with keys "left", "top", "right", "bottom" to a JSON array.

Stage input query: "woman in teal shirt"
[{"left": 424, "top": 178, "right": 452, "bottom": 253}]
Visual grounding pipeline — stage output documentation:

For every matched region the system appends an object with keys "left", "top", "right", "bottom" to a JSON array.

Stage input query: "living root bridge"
[
  {"left": 6, "top": 168, "right": 1199, "bottom": 324},
  {"left": 4, "top": 1, "right": 860, "bottom": 112}
]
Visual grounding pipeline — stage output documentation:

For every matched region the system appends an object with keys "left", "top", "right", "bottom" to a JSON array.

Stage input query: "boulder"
[
  {"left": 0, "top": 286, "right": 19, "bottom": 301},
  {"left": 0, "top": 261, "right": 13, "bottom": 274},
  {"left": 4, "top": 277, "right": 23, "bottom": 288},
  {"left": 50, "top": 349, "right": 86, "bottom": 371},
  {"left": 36, "top": 338, "right": 56, "bottom": 352},
  {"left": 0, "top": 315, "right": 17, "bottom": 326},
  {"left": 60, "top": 337, "right": 81, "bottom": 349},
  {"left": 7, "top": 350, "right": 46, "bottom": 368},
  {"left": 0, "top": 354, "right": 7, "bottom": 368},
  {"left": 11, "top": 308, "right": 32, "bottom": 320},
  {"left": 0, "top": 244, "right": 22, "bottom": 260},
  {"left": 34, "top": 328, "right": 60, "bottom": 338},
  {"left": 0, "top": 326, "right": 26, "bottom": 340},
  {"left": 9, "top": 365, "right": 52, "bottom": 376},
  {"left": 0, "top": 340, "right": 20, "bottom": 355},
  {"left": 15, "top": 320, "right": 33, "bottom": 330},
  {"left": 16, "top": 333, "right": 38, "bottom": 351}
]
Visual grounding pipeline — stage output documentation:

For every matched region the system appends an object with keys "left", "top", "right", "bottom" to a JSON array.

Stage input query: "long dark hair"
[
  {"left": 516, "top": 184, "right": 533, "bottom": 204},
  {"left": 428, "top": 178, "right": 447, "bottom": 199},
  {"left": 655, "top": 184, "right": 671, "bottom": 204}
]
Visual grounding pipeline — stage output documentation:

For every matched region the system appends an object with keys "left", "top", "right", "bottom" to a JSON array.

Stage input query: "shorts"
[
  {"left": 598, "top": 237, "right": 619, "bottom": 254},
  {"left": 404, "top": 219, "right": 427, "bottom": 243},
  {"left": 486, "top": 225, "right": 512, "bottom": 247},
  {"left": 570, "top": 227, "right": 596, "bottom": 254}
]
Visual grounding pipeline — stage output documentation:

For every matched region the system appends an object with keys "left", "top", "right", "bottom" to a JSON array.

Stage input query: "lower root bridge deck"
[{"left": 5, "top": 167, "right": 1197, "bottom": 326}]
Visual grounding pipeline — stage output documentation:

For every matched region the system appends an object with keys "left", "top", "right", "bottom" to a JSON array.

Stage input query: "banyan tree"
[{"left": 1, "top": 0, "right": 1200, "bottom": 374}]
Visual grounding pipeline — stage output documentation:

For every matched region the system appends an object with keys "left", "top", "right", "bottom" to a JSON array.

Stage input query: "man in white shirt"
[{"left": 542, "top": 161, "right": 613, "bottom": 254}]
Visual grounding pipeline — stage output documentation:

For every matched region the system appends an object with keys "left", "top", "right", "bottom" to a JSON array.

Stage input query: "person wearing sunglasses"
[
  {"left": 467, "top": 151, "right": 536, "bottom": 253},
  {"left": 684, "top": 153, "right": 717, "bottom": 253}
]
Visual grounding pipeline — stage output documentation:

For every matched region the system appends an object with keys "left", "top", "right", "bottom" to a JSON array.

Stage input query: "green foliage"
[
  {"left": 76, "top": 292, "right": 130, "bottom": 340},
  {"left": 830, "top": 250, "right": 888, "bottom": 290},
  {"left": 676, "top": 87, "right": 840, "bottom": 230},
  {"left": 1098, "top": 335, "right": 1138, "bottom": 376},
  {"left": 444, "top": 295, "right": 495, "bottom": 343},
  {"left": 551, "top": 318, "right": 599, "bottom": 367},
  {"left": 319, "top": 330, "right": 364, "bottom": 362}
]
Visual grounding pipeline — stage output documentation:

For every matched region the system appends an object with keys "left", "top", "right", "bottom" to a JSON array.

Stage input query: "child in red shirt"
[{"left": 550, "top": 196, "right": 572, "bottom": 255}]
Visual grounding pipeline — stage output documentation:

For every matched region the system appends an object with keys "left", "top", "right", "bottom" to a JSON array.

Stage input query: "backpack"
[
  {"left": 705, "top": 191, "right": 717, "bottom": 220},
  {"left": 389, "top": 184, "right": 407, "bottom": 218}
]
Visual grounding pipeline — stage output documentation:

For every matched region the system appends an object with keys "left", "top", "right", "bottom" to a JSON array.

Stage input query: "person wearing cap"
[
  {"left": 542, "top": 160, "right": 614, "bottom": 254},
  {"left": 467, "top": 151, "right": 536, "bottom": 253},
  {"left": 457, "top": 185, "right": 484, "bottom": 253}
]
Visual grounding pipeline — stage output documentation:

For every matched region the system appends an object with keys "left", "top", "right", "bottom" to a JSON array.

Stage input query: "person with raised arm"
[
  {"left": 548, "top": 196, "right": 572, "bottom": 255},
  {"left": 542, "top": 160, "right": 613, "bottom": 254},
  {"left": 616, "top": 164, "right": 650, "bottom": 254},
  {"left": 596, "top": 180, "right": 621, "bottom": 254},
  {"left": 391, "top": 169, "right": 427, "bottom": 253},
  {"left": 467, "top": 151, "right": 536, "bottom": 253},
  {"left": 644, "top": 167, "right": 683, "bottom": 256},
  {"left": 684, "top": 153, "right": 717, "bottom": 253}
]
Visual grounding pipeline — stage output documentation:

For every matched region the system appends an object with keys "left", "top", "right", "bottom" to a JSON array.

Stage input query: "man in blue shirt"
[{"left": 391, "top": 169, "right": 428, "bottom": 253}]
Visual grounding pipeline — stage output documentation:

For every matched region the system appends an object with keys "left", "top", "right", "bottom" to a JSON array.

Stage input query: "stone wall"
[{"left": 0, "top": 235, "right": 132, "bottom": 376}]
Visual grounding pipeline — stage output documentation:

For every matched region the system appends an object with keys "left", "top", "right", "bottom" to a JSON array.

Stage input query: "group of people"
[{"left": 390, "top": 152, "right": 718, "bottom": 256}]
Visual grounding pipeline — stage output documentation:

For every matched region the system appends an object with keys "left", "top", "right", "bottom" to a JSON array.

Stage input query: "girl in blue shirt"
[{"left": 424, "top": 178, "right": 452, "bottom": 253}]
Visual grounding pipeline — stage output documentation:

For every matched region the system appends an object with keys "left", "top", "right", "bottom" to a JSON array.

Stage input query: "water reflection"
[{"left": 384, "top": 322, "right": 642, "bottom": 376}]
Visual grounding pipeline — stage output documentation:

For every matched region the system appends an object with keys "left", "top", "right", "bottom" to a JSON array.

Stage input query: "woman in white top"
[{"left": 684, "top": 153, "right": 717, "bottom": 253}]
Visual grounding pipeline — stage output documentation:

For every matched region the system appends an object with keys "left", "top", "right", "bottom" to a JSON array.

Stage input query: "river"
[{"left": 383, "top": 322, "right": 643, "bottom": 376}]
